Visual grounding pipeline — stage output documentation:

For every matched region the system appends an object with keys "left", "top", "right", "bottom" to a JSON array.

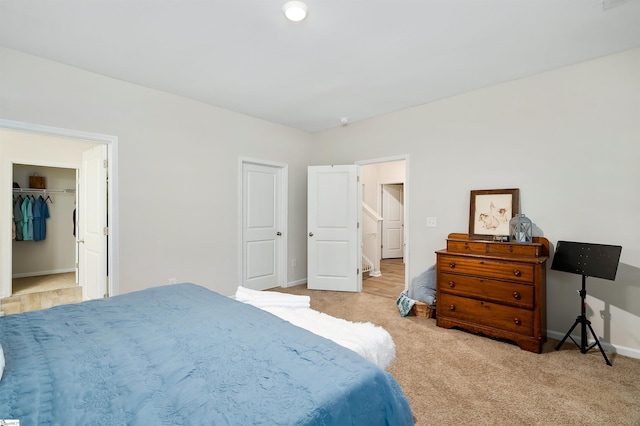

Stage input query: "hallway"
[{"left": 362, "top": 258, "right": 405, "bottom": 299}]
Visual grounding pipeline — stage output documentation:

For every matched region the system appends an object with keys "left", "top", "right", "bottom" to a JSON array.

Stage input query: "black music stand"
[{"left": 552, "top": 241, "right": 622, "bottom": 366}]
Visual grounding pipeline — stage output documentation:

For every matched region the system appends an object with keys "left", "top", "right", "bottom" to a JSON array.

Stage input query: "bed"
[
  {"left": 0, "top": 283, "right": 413, "bottom": 425},
  {"left": 235, "top": 285, "right": 397, "bottom": 370}
]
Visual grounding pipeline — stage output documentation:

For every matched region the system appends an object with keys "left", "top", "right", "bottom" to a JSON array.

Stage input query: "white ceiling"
[{"left": 1, "top": 0, "right": 640, "bottom": 133}]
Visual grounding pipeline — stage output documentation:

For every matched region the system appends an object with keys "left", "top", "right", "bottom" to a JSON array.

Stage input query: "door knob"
[
  {"left": 76, "top": 239, "right": 85, "bottom": 244},
  {"left": 309, "top": 232, "right": 314, "bottom": 237},
  {"left": 276, "top": 232, "right": 282, "bottom": 236}
]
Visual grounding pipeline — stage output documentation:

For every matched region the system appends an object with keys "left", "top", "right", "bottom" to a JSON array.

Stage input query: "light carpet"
[{"left": 275, "top": 285, "right": 640, "bottom": 426}]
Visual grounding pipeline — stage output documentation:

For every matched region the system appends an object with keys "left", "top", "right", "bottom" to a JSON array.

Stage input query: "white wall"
[
  {"left": 361, "top": 160, "right": 405, "bottom": 209},
  {"left": 12, "top": 164, "right": 77, "bottom": 276},
  {"left": 0, "top": 47, "right": 312, "bottom": 297},
  {"left": 312, "top": 49, "right": 640, "bottom": 355}
]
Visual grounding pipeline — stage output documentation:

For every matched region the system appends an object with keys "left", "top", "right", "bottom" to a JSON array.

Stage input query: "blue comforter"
[{"left": 0, "top": 283, "right": 413, "bottom": 425}]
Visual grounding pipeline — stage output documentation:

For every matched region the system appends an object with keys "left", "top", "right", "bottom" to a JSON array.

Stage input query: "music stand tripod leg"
[
  {"left": 554, "top": 275, "right": 612, "bottom": 366},
  {"left": 586, "top": 321, "right": 612, "bottom": 366},
  {"left": 554, "top": 318, "right": 580, "bottom": 351}
]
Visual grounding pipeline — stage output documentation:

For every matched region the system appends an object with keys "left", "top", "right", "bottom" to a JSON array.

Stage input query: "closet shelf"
[{"left": 12, "top": 188, "right": 75, "bottom": 194}]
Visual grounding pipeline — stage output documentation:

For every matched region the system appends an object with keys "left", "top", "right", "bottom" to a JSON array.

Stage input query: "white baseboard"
[
  {"left": 285, "top": 278, "right": 307, "bottom": 288},
  {"left": 547, "top": 330, "right": 640, "bottom": 360},
  {"left": 12, "top": 268, "right": 75, "bottom": 279}
]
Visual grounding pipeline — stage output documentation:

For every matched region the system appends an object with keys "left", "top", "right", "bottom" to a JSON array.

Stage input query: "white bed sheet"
[{"left": 235, "top": 286, "right": 396, "bottom": 370}]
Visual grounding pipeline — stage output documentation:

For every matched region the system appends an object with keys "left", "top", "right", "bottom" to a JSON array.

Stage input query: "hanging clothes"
[
  {"left": 20, "top": 197, "right": 29, "bottom": 240},
  {"left": 21, "top": 196, "right": 33, "bottom": 241},
  {"left": 27, "top": 197, "right": 34, "bottom": 240},
  {"left": 42, "top": 197, "right": 50, "bottom": 240},
  {"left": 27, "top": 197, "right": 34, "bottom": 241},
  {"left": 33, "top": 196, "right": 41, "bottom": 241},
  {"left": 14, "top": 197, "right": 23, "bottom": 241},
  {"left": 33, "top": 196, "right": 50, "bottom": 242}
]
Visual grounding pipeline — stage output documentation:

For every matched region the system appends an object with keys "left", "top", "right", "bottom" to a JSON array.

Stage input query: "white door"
[
  {"left": 382, "top": 184, "right": 404, "bottom": 259},
  {"left": 307, "top": 165, "right": 360, "bottom": 292},
  {"left": 79, "top": 144, "right": 108, "bottom": 300},
  {"left": 242, "top": 162, "right": 284, "bottom": 290}
]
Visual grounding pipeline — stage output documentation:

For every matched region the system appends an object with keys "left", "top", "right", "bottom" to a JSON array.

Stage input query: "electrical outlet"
[
  {"left": 292, "top": 258, "right": 297, "bottom": 268},
  {"left": 169, "top": 278, "right": 177, "bottom": 284},
  {"left": 426, "top": 217, "right": 437, "bottom": 227}
]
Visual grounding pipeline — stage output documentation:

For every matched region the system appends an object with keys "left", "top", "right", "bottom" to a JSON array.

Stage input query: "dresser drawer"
[
  {"left": 438, "top": 272, "right": 534, "bottom": 309},
  {"left": 447, "top": 239, "right": 542, "bottom": 257},
  {"left": 438, "top": 255, "right": 534, "bottom": 283},
  {"left": 486, "top": 243, "right": 542, "bottom": 257},
  {"left": 447, "top": 239, "right": 488, "bottom": 254},
  {"left": 439, "top": 293, "right": 534, "bottom": 336}
]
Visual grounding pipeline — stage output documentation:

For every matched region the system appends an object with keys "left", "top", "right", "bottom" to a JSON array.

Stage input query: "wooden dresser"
[{"left": 436, "top": 233, "right": 549, "bottom": 353}]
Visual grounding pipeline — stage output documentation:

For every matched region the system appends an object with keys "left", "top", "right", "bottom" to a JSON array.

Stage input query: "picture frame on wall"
[{"left": 469, "top": 188, "right": 519, "bottom": 240}]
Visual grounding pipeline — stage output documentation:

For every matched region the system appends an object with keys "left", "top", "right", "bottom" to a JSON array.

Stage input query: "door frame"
[
  {"left": 0, "top": 119, "right": 119, "bottom": 299},
  {"left": 238, "top": 157, "right": 288, "bottom": 289},
  {"left": 356, "top": 154, "right": 409, "bottom": 291}
]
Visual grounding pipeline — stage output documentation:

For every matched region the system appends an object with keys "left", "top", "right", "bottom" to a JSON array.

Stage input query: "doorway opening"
[
  {"left": 10, "top": 163, "right": 81, "bottom": 312},
  {"left": 357, "top": 156, "right": 408, "bottom": 299},
  {"left": 0, "top": 119, "right": 118, "bottom": 314}
]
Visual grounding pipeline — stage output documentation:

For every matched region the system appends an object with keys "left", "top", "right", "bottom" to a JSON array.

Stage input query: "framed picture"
[{"left": 469, "top": 188, "right": 519, "bottom": 240}]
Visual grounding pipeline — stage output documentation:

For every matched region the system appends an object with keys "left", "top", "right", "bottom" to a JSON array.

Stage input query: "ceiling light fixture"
[{"left": 283, "top": 1, "right": 308, "bottom": 22}]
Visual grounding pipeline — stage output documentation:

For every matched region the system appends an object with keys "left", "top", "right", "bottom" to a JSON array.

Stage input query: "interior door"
[
  {"left": 307, "top": 165, "right": 360, "bottom": 292},
  {"left": 79, "top": 144, "right": 107, "bottom": 300},
  {"left": 382, "top": 184, "right": 404, "bottom": 259},
  {"left": 242, "top": 162, "right": 283, "bottom": 290}
]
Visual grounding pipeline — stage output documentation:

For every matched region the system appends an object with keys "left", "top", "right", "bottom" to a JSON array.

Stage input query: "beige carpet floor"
[{"left": 275, "top": 285, "right": 640, "bottom": 426}]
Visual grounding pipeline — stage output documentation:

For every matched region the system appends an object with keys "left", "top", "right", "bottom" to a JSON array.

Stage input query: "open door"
[
  {"left": 79, "top": 144, "right": 108, "bottom": 300},
  {"left": 307, "top": 165, "right": 360, "bottom": 292}
]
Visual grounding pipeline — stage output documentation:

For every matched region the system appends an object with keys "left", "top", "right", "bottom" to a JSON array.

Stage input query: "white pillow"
[{"left": 0, "top": 343, "right": 4, "bottom": 381}]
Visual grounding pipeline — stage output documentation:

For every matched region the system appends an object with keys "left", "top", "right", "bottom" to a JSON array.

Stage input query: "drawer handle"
[
  {"left": 448, "top": 281, "right": 455, "bottom": 288},
  {"left": 513, "top": 269, "right": 521, "bottom": 277},
  {"left": 513, "top": 291, "right": 521, "bottom": 300},
  {"left": 514, "top": 318, "right": 521, "bottom": 326},
  {"left": 464, "top": 242, "right": 469, "bottom": 249},
  {"left": 508, "top": 245, "right": 514, "bottom": 253},
  {"left": 449, "top": 304, "right": 456, "bottom": 311},
  {"left": 449, "top": 262, "right": 456, "bottom": 269}
]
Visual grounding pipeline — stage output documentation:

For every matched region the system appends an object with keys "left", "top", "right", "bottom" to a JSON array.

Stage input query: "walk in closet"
[{"left": 12, "top": 164, "right": 77, "bottom": 289}]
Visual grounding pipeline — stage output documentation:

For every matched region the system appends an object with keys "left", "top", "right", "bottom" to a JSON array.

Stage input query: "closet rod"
[{"left": 12, "top": 188, "right": 75, "bottom": 194}]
